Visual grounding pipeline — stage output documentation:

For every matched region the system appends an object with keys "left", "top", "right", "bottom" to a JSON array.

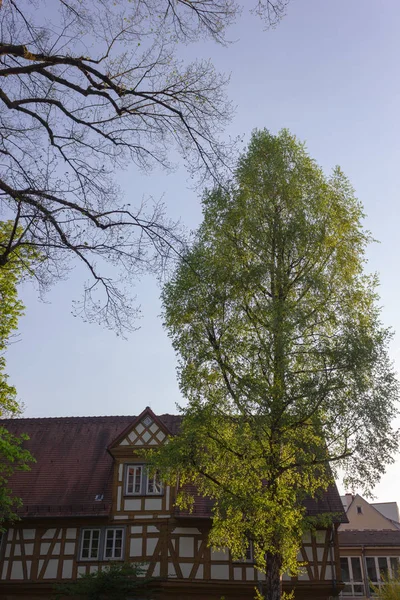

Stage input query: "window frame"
[
  {"left": 79, "top": 527, "right": 126, "bottom": 562},
  {"left": 124, "top": 464, "right": 163, "bottom": 497},
  {"left": 103, "top": 527, "right": 125, "bottom": 561},
  {"left": 340, "top": 556, "right": 365, "bottom": 597},
  {"left": 366, "top": 556, "right": 400, "bottom": 592},
  {"left": 80, "top": 528, "right": 102, "bottom": 561},
  {"left": 125, "top": 464, "right": 143, "bottom": 496}
]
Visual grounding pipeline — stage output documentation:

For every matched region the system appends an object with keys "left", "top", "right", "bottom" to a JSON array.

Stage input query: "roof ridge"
[{"left": 0, "top": 412, "right": 180, "bottom": 422}]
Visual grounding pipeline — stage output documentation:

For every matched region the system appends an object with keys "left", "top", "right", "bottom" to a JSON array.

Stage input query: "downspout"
[{"left": 361, "top": 545, "right": 370, "bottom": 598}]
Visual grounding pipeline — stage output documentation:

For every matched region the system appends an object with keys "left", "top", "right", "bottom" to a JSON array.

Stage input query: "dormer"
[
  {"left": 108, "top": 408, "right": 175, "bottom": 519},
  {"left": 108, "top": 407, "right": 170, "bottom": 458}
]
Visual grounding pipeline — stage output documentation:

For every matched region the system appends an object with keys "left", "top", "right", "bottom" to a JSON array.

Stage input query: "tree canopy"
[
  {"left": 0, "top": 221, "right": 36, "bottom": 527},
  {"left": 0, "top": 0, "right": 292, "bottom": 333},
  {"left": 150, "top": 129, "right": 399, "bottom": 600}
]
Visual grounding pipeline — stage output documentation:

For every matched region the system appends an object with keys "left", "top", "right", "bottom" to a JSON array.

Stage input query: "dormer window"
[
  {"left": 126, "top": 465, "right": 143, "bottom": 495},
  {"left": 147, "top": 470, "right": 162, "bottom": 494},
  {"left": 125, "top": 464, "right": 163, "bottom": 496}
]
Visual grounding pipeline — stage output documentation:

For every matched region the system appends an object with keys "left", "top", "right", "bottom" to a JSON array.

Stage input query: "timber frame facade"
[{"left": 0, "top": 407, "right": 346, "bottom": 599}]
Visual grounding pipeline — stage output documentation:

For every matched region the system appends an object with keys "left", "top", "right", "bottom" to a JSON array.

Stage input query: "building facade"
[
  {"left": 0, "top": 408, "right": 346, "bottom": 599},
  {"left": 339, "top": 494, "right": 400, "bottom": 598}
]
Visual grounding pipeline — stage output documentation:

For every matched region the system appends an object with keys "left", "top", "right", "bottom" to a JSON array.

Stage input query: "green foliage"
[
  {"left": 371, "top": 576, "right": 400, "bottom": 599},
  {"left": 54, "top": 562, "right": 156, "bottom": 600},
  {"left": 0, "top": 221, "right": 37, "bottom": 526},
  {"left": 149, "top": 129, "right": 399, "bottom": 598}
]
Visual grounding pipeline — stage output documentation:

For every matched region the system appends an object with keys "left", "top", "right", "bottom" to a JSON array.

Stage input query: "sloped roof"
[
  {"left": 1, "top": 414, "right": 179, "bottom": 517},
  {"left": 339, "top": 530, "right": 400, "bottom": 547},
  {"left": 1, "top": 414, "right": 346, "bottom": 522}
]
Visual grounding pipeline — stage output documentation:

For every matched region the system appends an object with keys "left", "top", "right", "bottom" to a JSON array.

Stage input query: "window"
[
  {"left": 356, "top": 505, "right": 363, "bottom": 514},
  {"left": 104, "top": 528, "right": 124, "bottom": 560},
  {"left": 340, "top": 556, "right": 364, "bottom": 596},
  {"left": 365, "top": 556, "right": 400, "bottom": 593},
  {"left": 125, "top": 464, "right": 163, "bottom": 496},
  {"left": 147, "top": 470, "right": 162, "bottom": 495},
  {"left": 81, "top": 529, "right": 101, "bottom": 560},
  {"left": 126, "top": 465, "right": 143, "bottom": 495},
  {"left": 80, "top": 528, "right": 125, "bottom": 561}
]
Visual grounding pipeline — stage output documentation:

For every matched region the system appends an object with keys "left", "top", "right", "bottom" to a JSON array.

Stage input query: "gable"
[
  {"left": 340, "top": 494, "right": 398, "bottom": 531},
  {"left": 110, "top": 407, "right": 169, "bottom": 449}
]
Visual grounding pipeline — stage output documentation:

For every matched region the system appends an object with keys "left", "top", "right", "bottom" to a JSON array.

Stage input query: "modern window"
[
  {"left": 81, "top": 529, "right": 101, "bottom": 560},
  {"left": 80, "top": 528, "right": 125, "bottom": 561},
  {"left": 340, "top": 556, "right": 365, "bottom": 596},
  {"left": 104, "top": 528, "right": 124, "bottom": 560},
  {"left": 125, "top": 464, "right": 163, "bottom": 496},
  {"left": 366, "top": 556, "right": 400, "bottom": 593}
]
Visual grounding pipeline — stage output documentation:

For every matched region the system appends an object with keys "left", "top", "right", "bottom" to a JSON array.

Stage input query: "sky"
[{"left": 6, "top": 0, "right": 400, "bottom": 504}]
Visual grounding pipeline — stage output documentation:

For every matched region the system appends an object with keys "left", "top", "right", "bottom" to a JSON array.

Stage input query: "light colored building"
[{"left": 339, "top": 493, "right": 400, "bottom": 598}]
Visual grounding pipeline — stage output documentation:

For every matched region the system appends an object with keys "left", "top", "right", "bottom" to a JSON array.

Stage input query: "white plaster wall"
[
  {"left": 2, "top": 561, "right": 8, "bottom": 579},
  {"left": 23, "top": 529, "right": 35, "bottom": 540},
  {"left": 124, "top": 498, "right": 141, "bottom": 511},
  {"left": 44, "top": 559, "right": 59, "bottom": 579},
  {"left": 146, "top": 538, "right": 158, "bottom": 555},
  {"left": 130, "top": 538, "right": 143, "bottom": 557},
  {"left": 179, "top": 537, "right": 194, "bottom": 558},
  {"left": 211, "top": 548, "right": 229, "bottom": 561},
  {"left": 180, "top": 563, "right": 193, "bottom": 578},
  {"left": 10, "top": 562, "right": 24, "bottom": 580},
  {"left": 195, "top": 564, "right": 204, "bottom": 579},
  {"left": 64, "top": 542, "right": 75, "bottom": 555},
  {"left": 42, "top": 529, "right": 56, "bottom": 539},
  {"left": 66, "top": 528, "right": 77, "bottom": 539},
  {"left": 144, "top": 498, "right": 162, "bottom": 511},
  {"left": 211, "top": 564, "right": 230, "bottom": 579},
  {"left": 62, "top": 560, "right": 73, "bottom": 579}
]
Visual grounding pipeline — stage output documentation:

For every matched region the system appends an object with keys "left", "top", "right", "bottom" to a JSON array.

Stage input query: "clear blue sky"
[{"left": 7, "top": 0, "right": 400, "bottom": 503}]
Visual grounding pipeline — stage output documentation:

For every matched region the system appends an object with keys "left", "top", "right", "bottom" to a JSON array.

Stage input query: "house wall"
[
  {"left": 340, "top": 495, "right": 398, "bottom": 532},
  {"left": 0, "top": 412, "right": 343, "bottom": 599}
]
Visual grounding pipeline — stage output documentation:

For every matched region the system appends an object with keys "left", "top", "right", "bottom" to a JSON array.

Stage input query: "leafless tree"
[{"left": 0, "top": 0, "right": 291, "bottom": 334}]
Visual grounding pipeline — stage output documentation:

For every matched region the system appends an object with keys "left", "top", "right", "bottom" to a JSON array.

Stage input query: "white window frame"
[
  {"left": 125, "top": 464, "right": 163, "bottom": 496},
  {"left": 125, "top": 465, "right": 143, "bottom": 495},
  {"left": 80, "top": 528, "right": 101, "bottom": 561},
  {"left": 340, "top": 556, "right": 365, "bottom": 597},
  {"left": 366, "top": 556, "right": 400, "bottom": 593},
  {"left": 146, "top": 470, "right": 163, "bottom": 495},
  {"left": 103, "top": 527, "right": 124, "bottom": 560}
]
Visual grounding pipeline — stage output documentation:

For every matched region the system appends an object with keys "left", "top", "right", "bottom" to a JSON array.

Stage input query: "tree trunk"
[{"left": 264, "top": 551, "right": 283, "bottom": 600}]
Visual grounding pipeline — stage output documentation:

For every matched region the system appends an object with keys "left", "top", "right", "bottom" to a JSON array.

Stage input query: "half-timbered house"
[{"left": 0, "top": 407, "right": 346, "bottom": 599}]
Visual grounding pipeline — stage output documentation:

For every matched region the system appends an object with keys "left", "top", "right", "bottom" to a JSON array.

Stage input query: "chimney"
[{"left": 344, "top": 493, "right": 354, "bottom": 512}]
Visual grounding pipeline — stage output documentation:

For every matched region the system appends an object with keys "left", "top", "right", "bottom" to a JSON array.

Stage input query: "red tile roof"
[
  {"left": 339, "top": 530, "right": 400, "bottom": 547},
  {"left": 1, "top": 414, "right": 179, "bottom": 517},
  {"left": 1, "top": 414, "right": 346, "bottom": 522}
]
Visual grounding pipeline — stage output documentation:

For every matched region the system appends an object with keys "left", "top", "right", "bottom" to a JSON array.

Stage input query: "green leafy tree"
[
  {"left": 55, "top": 562, "right": 156, "bottom": 600},
  {"left": 150, "top": 130, "right": 399, "bottom": 600},
  {"left": 0, "top": 221, "right": 36, "bottom": 526}
]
